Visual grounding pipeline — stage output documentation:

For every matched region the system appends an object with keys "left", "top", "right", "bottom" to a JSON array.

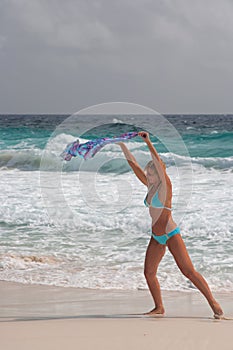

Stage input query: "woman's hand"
[{"left": 138, "top": 131, "right": 150, "bottom": 141}]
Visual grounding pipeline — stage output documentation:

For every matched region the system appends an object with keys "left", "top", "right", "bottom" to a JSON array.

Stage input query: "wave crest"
[{"left": 1, "top": 132, "right": 232, "bottom": 172}]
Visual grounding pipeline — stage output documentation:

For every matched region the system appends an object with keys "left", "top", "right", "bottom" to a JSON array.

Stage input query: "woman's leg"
[
  {"left": 167, "top": 234, "right": 223, "bottom": 317},
  {"left": 144, "top": 237, "right": 166, "bottom": 314}
]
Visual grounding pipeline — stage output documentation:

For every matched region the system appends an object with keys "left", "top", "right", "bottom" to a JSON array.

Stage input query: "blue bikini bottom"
[{"left": 151, "top": 227, "right": 180, "bottom": 245}]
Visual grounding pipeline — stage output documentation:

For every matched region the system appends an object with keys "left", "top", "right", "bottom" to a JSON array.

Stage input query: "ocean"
[{"left": 0, "top": 113, "right": 233, "bottom": 292}]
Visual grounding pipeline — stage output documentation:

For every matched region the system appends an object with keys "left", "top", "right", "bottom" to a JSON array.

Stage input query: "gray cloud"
[{"left": 1, "top": 0, "right": 233, "bottom": 113}]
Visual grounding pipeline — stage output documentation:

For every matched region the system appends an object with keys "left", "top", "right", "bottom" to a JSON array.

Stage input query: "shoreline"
[{"left": 1, "top": 281, "right": 233, "bottom": 321}]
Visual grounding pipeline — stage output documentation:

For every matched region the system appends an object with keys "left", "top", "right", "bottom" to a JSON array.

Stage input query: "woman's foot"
[
  {"left": 144, "top": 307, "right": 165, "bottom": 317},
  {"left": 210, "top": 301, "right": 224, "bottom": 319}
]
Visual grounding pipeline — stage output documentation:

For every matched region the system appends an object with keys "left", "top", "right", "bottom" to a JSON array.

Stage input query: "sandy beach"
[{"left": 0, "top": 281, "right": 233, "bottom": 350}]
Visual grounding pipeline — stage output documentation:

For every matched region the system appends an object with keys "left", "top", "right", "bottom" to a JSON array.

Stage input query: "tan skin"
[{"left": 118, "top": 131, "right": 223, "bottom": 318}]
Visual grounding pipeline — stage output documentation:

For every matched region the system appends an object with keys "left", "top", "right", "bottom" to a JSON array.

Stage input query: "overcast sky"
[{"left": 1, "top": 0, "right": 233, "bottom": 114}]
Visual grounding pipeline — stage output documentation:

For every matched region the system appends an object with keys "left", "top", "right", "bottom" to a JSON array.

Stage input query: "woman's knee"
[
  {"left": 181, "top": 266, "right": 196, "bottom": 279},
  {"left": 144, "top": 267, "right": 157, "bottom": 281}
]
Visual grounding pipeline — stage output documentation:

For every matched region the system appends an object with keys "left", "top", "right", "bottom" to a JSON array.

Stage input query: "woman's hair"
[
  {"left": 144, "top": 160, "right": 156, "bottom": 174},
  {"left": 144, "top": 159, "right": 166, "bottom": 175}
]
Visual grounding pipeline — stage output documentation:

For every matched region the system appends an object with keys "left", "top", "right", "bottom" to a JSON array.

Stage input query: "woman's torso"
[{"left": 145, "top": 179, "right": 177, "bottom": 235}]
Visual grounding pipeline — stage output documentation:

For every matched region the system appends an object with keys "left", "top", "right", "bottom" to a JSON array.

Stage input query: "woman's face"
[{"left": 145, "top": 167, "right": 159, "bottom": 185}]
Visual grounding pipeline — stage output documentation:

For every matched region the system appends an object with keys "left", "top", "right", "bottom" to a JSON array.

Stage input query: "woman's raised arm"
[
  {"left": 138, "top": 131, "right": 167, "bottom": 185},
  {"left": 117, "top": 142, "right": 147, "bottom": 186}
]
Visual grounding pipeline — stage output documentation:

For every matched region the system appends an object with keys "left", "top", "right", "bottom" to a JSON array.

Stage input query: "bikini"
[{"left": 144, "top": 185, "right": 180, "bottom": 245}]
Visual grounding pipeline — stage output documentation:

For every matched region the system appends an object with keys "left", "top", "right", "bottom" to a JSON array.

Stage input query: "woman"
[{"left": 118, "top": 131, "right": 223, "bottom": 318}]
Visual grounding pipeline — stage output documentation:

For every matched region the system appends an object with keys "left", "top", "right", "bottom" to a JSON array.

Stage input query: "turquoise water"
[{"left": 1, "top": 114, "right": 233, "bottom": 166}]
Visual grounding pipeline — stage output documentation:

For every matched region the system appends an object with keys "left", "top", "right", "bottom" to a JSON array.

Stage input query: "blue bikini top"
[{"left": 144, "top": 184, "right": 172, "bottom": 211}]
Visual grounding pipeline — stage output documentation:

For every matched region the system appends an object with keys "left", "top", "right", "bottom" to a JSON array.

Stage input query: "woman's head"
[
  {"left": 144, "top": 161, "right": 158, "bottom": 185},
  {"left": 144, "top": 160, "right": 166, "bottom": 185}
]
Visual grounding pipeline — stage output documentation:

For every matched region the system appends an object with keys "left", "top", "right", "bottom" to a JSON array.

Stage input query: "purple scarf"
[{"left": 61, "top": 131, "right": 138, "bottom": 161}]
